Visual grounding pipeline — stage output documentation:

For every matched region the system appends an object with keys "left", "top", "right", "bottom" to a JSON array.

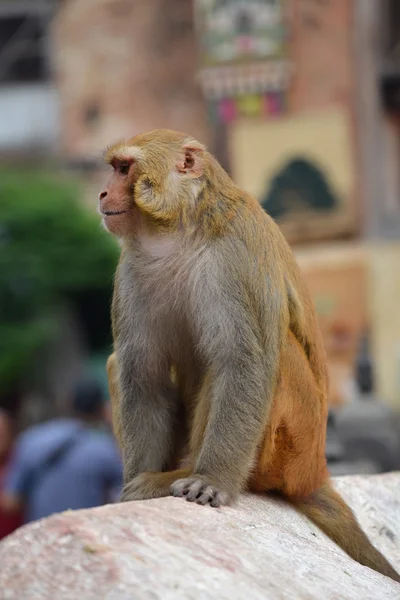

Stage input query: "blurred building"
[
  {"left": 1, "top": 0, "right": 400, "bottom": 408},
  {"left": 53, "top": 0, "right": 211, "bottom": 162},
  {"left": 193, "top": 0, "right": 400, "bottom": 409},
  {"left": 0, "top": 1, "right": 59, "bottom": 154}
]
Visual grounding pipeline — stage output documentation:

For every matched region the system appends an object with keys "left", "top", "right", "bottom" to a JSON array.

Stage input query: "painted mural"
[{"left": 229, "top": 106, "right": 357, "bottom": 243}]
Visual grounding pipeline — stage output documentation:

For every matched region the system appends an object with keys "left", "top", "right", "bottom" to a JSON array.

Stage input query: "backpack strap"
[{"left": 26, "top": 428, "right": 85, "bottom": 495}]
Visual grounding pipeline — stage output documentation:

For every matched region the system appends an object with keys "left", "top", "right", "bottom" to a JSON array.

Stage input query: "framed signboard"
[
  {"left": 229, "top": 106, "right": 358, "bottom": 243},
  {"left": 195, "top": 0, "right": 291, "bottom": 122},
  {"left": 195, "top": 0, "right": 287, "bottom": 66}
]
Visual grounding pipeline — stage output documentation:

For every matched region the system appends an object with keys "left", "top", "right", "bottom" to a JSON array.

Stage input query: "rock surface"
[{"left": 0, "top": 474, "right": 399, "bottom": 599}]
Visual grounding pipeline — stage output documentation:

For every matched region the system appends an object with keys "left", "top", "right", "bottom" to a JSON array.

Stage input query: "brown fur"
[{"left": 100, "top": 129, "right": 399, "bottom": 583}]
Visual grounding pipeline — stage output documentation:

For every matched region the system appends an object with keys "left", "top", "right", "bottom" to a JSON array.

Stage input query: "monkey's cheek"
[{"left": 102, "top": 216, "right": 127, "bottom": 236}]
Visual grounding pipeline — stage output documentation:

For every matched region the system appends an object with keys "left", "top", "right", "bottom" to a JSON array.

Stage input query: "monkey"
[{"left": 99, "top": 129, "right": 400, "bottom": 583}]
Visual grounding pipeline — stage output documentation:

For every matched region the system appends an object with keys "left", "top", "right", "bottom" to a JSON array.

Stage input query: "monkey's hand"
[
  {"left": 170, "top": 476, "right": 233, "bottom": 508},
  {"left": 120, "top": 469, "right": 191, "bottom": 503}
]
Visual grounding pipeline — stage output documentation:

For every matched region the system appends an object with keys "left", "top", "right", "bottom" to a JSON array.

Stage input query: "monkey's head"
[{"left": 99, "top": 129, "right": 207, "bottom": 237}]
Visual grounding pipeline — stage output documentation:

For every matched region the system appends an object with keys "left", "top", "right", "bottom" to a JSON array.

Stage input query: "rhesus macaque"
[{"left": 99, "top": 129, "right": 399, "bottom": 583}]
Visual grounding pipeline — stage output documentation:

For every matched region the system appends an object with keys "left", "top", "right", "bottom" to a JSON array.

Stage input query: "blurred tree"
[
  {"left": 0, "top": 168, "right": 118, "bottom": 399},
  {"left": 261, "top": 157, "right": 338, "bottom": 219}
]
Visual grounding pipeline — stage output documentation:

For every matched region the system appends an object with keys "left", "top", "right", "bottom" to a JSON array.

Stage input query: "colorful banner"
[
  {"left": 208, "top": 90, "right": 286, "bottom": 123},
  {"left": 195, "top": 0, "right": 291, "bottom": 122},
  {"left": 195, "top": 0, "right": 287, "bottom": 66}
]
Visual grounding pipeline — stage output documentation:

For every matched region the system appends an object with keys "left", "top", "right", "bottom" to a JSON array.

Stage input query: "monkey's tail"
[{"left": 290, "top": 481, "right": 400, "bottom": 583}]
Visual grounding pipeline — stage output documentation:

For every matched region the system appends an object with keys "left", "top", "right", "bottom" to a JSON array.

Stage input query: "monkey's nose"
[{"left": 99, "top": 191, "right": 108, "bottom": 200}]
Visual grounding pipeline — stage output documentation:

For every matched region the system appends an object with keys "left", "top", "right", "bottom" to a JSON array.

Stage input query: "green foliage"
[{"left": 0, "top": 168, "right": 119, "bottom": 389}]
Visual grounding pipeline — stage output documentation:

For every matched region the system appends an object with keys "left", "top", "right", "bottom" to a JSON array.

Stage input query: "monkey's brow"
[
  {"left": 103, "top": 147, "right": 125, "bottom": 164},
  {"left": 103, "top": 144, "right": 143, "bottom": 164}
]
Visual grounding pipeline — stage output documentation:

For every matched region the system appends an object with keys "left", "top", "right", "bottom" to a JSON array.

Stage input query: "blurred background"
[{"left": 1, "top": 0, "right": 400, "bottom": 521}]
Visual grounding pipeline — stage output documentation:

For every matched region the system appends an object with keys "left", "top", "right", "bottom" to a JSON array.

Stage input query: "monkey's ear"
[{"left": 176, "top": 142, "right": 205, "bottom": 177}]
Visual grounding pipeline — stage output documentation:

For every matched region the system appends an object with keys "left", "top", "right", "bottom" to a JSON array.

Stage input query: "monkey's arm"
[{"left": 171, "top": 251, "right": 285, "bottom": 506}]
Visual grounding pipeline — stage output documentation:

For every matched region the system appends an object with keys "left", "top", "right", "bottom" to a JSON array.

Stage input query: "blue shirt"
[{"left": 4, "top": 418, "right": 123, "bottom": 523}]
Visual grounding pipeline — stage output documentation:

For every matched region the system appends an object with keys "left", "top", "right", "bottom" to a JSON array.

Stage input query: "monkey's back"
[
  {"left": 232, "top": 194, "right": 328, "bottom": 387},
  {"left": 234, "top": 197, "right": 329, "bottom": 496}
]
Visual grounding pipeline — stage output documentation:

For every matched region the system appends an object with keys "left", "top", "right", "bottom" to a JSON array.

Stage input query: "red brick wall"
[
  {"left": 290, "top": 0, "right": 355, "bottom": 111},
  {"left": 53, "top": 0, "right": 211, "bottom": 159},
  {"left": 53, "top": 0, "right": 356, "bottom": 161}
]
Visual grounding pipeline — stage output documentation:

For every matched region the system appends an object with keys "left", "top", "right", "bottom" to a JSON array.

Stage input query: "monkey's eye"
[{"left": 117, "top": 163, "right": 130, "bottom": 175}]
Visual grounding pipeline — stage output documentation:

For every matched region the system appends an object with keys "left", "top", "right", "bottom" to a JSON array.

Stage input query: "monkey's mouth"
[{"left": 103, "top": 210, "right": 127, "bottom": 216}]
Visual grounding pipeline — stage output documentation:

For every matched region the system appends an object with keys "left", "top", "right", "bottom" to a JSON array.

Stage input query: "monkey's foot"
[
  {"left": 120, "top": 472, "right": 171, "bottom": 502},
  {"left": 170, "top": 476, "right": 232, "bottom": 508},
  {"left": 120, "top": 469, "right": 191, "bottom": 503}
]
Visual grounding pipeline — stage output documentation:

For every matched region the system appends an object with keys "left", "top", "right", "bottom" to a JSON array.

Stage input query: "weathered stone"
[{"left": 0, "top": 474, "right": 399, "bottom": 599}]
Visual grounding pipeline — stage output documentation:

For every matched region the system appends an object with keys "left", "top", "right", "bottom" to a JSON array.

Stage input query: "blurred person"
[
  {"left": 0, "top": 410, "right": 23, "bottom": 539},
  {"left": 0, "top": 379, "right": 122, "bottom": 524}
]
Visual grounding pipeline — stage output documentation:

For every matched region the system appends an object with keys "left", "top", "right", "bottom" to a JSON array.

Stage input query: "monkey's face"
[
  {"left": 99, "top": 129, "right": 206, "bottom": 237},
  {"left": 98, "top": 158, "right": 140, "bottom": 236}
]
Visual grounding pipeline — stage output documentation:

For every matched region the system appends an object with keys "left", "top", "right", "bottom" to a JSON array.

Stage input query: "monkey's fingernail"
[{"left": 196, "top": 494, "right": 210, "bottom": 505}]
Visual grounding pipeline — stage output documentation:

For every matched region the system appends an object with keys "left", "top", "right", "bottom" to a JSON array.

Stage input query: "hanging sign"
[{"left": 195, "top": 0, "right": 292, "bottom": 122}]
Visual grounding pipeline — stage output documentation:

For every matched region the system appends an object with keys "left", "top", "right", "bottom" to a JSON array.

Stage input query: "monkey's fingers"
[
  {"left": 170, "top": 477, "right": 196, "bottom": 498},
  {"left": 170, "top": 477, "right": 231, "bottom": 507},
  {"left": 186, "top": 480, "right": 206, "bottom": 502},
  {"left": 209, "top": 491, "right": 231, "bottom": 508},
  {"left": 197, "top": 486, "right": 216, "bottom": 505}
]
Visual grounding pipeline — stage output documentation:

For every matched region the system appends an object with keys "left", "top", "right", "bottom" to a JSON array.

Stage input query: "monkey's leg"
[
  {"left": 123, "top": 366, "right": 203, "bottom": 501},
  {"left": 121, "top": 388, "right": 192, "bottom": 502},
  {"left": 108, "top": 355, "right": 191, "bottom": 501},
  {"left": 106, "top": 353, "right": 123, "bottom": 449},
  {"left": 119, "top": 351, "right": 199, "bottom": 502},
  {"left": 121, "top": 468, "right": 192, "bottom": 501},
  {"left": 252, "top": 334, "right": 400, "bottom": 583},
  {"left": 109, "top": 353, "right": 186, "bottom": 470},
  {"left": 115, "top": 340, "right": 184, "bottom": 502},
  {"left": 250, "top": 331, "right": 328, "bottom": 498}
]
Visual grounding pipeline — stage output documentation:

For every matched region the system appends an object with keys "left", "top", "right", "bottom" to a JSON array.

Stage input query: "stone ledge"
[{"left": 0, "top": 474, "right": 399, "bottom": 599}]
